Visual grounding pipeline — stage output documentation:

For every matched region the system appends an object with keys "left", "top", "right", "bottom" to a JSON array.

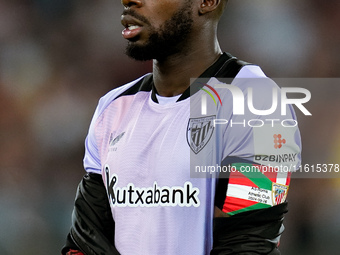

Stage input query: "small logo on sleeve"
[
  {"left": 273, "top": 134, "right": 286, "bottom": 149},
  {"left": 272, "top": 183, "right": 289, "bottom": 205}
]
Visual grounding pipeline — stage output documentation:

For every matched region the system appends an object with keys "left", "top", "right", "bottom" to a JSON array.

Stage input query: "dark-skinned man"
[{"left": 62, "top": 0, "right": 301, "bottom": 254}]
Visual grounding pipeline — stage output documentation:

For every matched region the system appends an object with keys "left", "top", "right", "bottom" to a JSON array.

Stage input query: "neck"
[{"left": 152, "top": 37, "right": 222, "bottom": 97}]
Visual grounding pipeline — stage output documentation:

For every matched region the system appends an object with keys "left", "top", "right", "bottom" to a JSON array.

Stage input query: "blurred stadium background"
[{"left": 0, "top": 0, "right": 339, "bottom": 254}]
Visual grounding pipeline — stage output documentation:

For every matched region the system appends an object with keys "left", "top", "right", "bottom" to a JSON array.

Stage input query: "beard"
[{"left": 124, "top": 3, "right": 194, "bottom": 61}]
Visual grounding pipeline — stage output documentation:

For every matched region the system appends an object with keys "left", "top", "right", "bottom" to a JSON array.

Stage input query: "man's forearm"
[
  {"left": 211, "top": 202, "right": 288, "bottom": 255},
  {"left": 62, "top": 173, "right": 120, "bottom": 255}
]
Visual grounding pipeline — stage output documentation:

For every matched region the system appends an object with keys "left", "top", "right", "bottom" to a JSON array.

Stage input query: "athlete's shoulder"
[
  {"left": 214, "top": 52, "right": 267, "bottom": 79},
  {"left": 95, "top": 73, "right": 151, "bottom": 117},
  {"left": 228, "top": 62, "right": 280, "bottom": 95},
  {"left": 235, "top": 65, "right": 267, "bottom": 79},
  {"left": 213, "top": 54, "right": 275, "bottom": 91}
]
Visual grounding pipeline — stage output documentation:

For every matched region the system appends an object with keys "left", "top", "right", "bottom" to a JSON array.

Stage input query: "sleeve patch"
[{"left": 221, "top": 163, "right": 290, "bottom": 215}]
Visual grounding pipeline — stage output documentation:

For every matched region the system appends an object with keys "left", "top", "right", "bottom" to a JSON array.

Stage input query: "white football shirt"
[{"left": 83, "top": 53, "right": 301, "bottom": 254}]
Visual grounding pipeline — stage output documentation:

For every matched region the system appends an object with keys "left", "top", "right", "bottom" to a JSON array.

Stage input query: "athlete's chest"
[{"left": 98, "top": 93, "right": 192, "bottom": 186}]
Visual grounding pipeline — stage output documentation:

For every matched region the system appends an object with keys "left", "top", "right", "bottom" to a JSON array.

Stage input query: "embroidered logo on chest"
[
  {"left": 108, "top": 132, "right": 125, "bottom": 152},
  {"left": 186, "top": 116, "right": 215, "bottom": 154}
]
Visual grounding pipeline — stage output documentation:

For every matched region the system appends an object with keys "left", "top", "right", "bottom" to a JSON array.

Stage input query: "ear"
[{"left": 198, "top": 0, "right": 222, "bottom": 15}]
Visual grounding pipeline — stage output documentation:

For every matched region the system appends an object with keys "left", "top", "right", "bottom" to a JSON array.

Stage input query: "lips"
[{"left": 121, "top": 15, "right": 144, "bottom": 40}]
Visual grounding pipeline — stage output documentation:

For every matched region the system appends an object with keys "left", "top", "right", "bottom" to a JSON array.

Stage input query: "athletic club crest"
[
  {"left": 187, "top": 116, "right": 215, "bottom": 154},
  {"left": 272, "top": 183, "right": 289, "bottom": 205}
]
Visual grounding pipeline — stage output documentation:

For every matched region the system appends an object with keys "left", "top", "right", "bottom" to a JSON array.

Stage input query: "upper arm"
[
  {"left": 214, "top": 77, "right": 301, "bottom": 216},
  {"left": 212, "top": 77, "right": 300, "bottom": 254}
]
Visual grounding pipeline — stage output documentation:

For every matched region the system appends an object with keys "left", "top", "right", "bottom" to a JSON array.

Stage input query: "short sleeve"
[
  {"left": 215, "top": 70, "right": 301, "bottom": 215},
  {"left": 83, "top": 104, "right": 102, "bottom": 174}
]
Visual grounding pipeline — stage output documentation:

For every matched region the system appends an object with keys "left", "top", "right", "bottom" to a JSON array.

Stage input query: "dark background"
[{"left": 0, "top": 0, "right": 339, "bottom": 254}]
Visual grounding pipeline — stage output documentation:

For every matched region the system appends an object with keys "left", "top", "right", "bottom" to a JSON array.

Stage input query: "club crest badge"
[
  {"left": 187, "top": 116, "right": 215, "bottom": 154},
  {"left": 272, "top": 183, "right": 289, "bottom": 205}
]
